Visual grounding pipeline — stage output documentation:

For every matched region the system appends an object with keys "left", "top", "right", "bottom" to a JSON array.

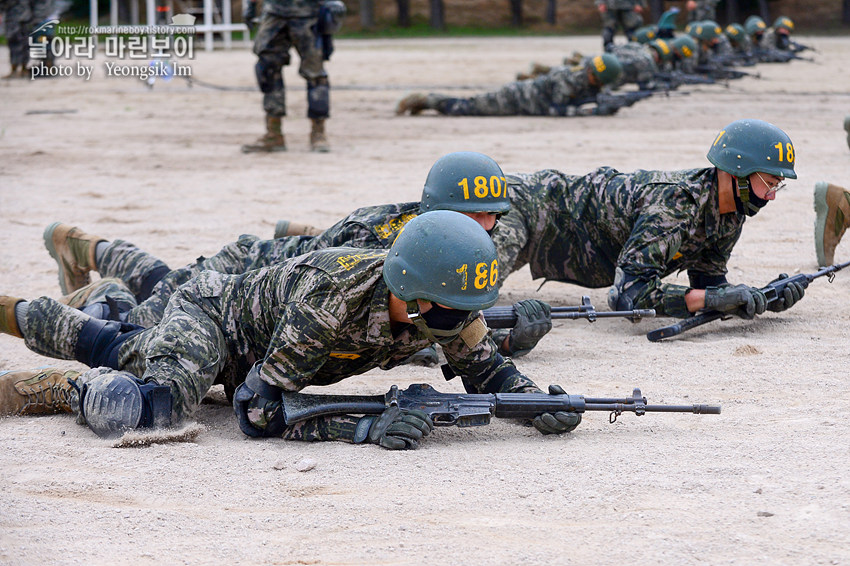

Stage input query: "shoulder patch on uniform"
[{"left": 459, "top": 315, "right": 488, "bottom": 349}]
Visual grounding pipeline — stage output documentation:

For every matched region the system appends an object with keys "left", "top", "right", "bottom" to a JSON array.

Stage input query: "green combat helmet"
[
  {"left": 648, "top": 39, "right": 673, "bottom": 62},
  {"left": 744, "top": 15, "right": 767, "bottom": 36},
  {"left": 724, "top": 23, "right": 749, "bottom": 46},
  {"left": 384, "top": 210, "right": 499, "bottom": 312},
  {"left": 633, "top": 25, "right": 658, "bottom": 44},
  {"left": 707, "top": 118, "right": 797, "bottom": 215},
  {"left": 420, "top": 152, "right": 510, "bottom": 215},
  {"left": 587, "top": 53, "right": 623, "bottom": 86},
  {"left": 670, "top": 35, "right": 698, "bottom": 60},
  {"left": 773, "top": 16, "right": 794, "bottom": 33},
  {"left": 690, "top": 20, "right": 722, "bottom": 42}
]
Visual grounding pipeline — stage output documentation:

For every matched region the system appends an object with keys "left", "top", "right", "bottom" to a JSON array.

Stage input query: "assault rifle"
[
  {"left": 753, "top": 47, "right": 815, "bottom": 64},
  {"left": 594, "top": 90, "right": 656, "bottom": 115},
  {"left": 788, "top": 39, "right": 818, "bottom": 54},
  {"left": 646, "top": 260, "right": 850, "bottom": 342},
  {"left": 482, "top": 295, "right": 654, "bottom": 327},
  {"left": 653, "top": 70, "right": 719, "bottom": 89},
  {"left": 279, "top": 383, "right": 721, "bottom": 428},
  {"left": 695, "top": 65, "right": 760, "bottom": 81}
]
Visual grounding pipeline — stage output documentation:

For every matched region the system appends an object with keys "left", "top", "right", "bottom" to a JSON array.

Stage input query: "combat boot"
[
  {"left": 241, "top": 115, "right": 287, "bottom": 153},
  {"left": 310, "top": 118, "right": 330, "bottom": 153},
  {"left": 517, "top": 62, "right": 552, "bottom": 80},
  {"left": 0, "top": 296, "right": 24, "bottom": 338},
  {"left": 273, "top": 220, "right": 324, "bottom": 239},
  {"left": 813, "top": 182, "right": 850, "bottom": 266},
  {"left": 2, "top": 64, "right": 21, "bottom": 79},
  {"left": 43, "top": 222, "right": 105, "bottom": 295},
  {"left": 396, "top": 93, "right": 430, "bottom": 116},
  {"left": 0, "top": 367, "right": 80, "bottom": 416}
]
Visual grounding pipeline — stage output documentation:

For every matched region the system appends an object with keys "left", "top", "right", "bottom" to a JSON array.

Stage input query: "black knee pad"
[
  {"left": 307, "top": 79, "right": 330, "bottom": 118},
  {"left": 255, "top": 58, "right": 283, "bottom": 94},
  {"left": 74, "top": 318, "right": 145, "bottom": 369},
  {"left": 73, "top": 372, "right": 172, "bottom": 438}
]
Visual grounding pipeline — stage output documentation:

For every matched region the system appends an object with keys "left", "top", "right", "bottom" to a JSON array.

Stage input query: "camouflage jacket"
[
  {"left": 187, "top": 248, "right": 535, "bottom": 394},
  {"left": 261, "top": 0, "right": 323, "bottom": 19},
  {"left": 609, "top": 42, "right": 658, "bottom": 86},
  {"left": 298, "top": 201, "right": 420, "bottom": 253},
  {"left": 493, "top": 167, "right": 745, "bottom": 317}
]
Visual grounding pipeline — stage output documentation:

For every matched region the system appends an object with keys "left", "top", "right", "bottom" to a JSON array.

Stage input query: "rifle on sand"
[
  {"left": 280, "top": 383, "right": 721, "bottom": 429},
  {"left": 483, "top": 295, "right": 654, "bottom": 327},
  {"left": 646, "top": 260, "right": 850, "bottom": 342}
]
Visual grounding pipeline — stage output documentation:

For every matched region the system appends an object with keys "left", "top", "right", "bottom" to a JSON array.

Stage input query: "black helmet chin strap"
[{"left": 734, "top": 175, "right": 768, "bottom": 217}]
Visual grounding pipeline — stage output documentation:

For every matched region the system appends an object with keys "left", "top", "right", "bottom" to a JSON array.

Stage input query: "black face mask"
[
  {"left": 421, "top": 303, "right": 472, "bottom": 331},
  {"left": 734, "top": 178, "right": 770, "bottom": 217}
]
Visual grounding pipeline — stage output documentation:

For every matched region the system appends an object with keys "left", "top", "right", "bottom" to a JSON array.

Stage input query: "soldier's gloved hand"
[
  {"left": 532, "top": 385, "right": 582, "bottom": 435},
  {"left": 765, "top": 274, "right": 805, "bottom": 312},
  {"left": 354, "top": 406, "right": 434, "bottom": 450},
  {"left": 243, "top": 1, "right": 257, "bottom": 32},
  {"left": 507, "top": 299, "right": 552, "bottom": 357},
  {"left": 233, "top": 379, "right": 286, "bottom": 438},
  {"left": 704, "top": 284, "right": 767, "bottom": 320}
]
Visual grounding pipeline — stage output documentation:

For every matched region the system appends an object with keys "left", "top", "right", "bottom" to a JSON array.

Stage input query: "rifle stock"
[
  {"left": 281, "top": 383, "right": 720, "bottom": 427},
  {"left": 647, "top": 260, "right": 850, "bottom": 341}
]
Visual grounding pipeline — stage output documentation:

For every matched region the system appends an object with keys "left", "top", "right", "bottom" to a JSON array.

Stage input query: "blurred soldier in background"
[{"left": 241, "top": 0, "right": 346, "bottom": 153}]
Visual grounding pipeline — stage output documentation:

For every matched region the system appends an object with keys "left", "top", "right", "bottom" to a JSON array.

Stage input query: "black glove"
[
  {"left": 353, "top": 406, "right": 434, "bottom": 450},
  {"left": 704, "top": 284, "right": 767, "bottom": 320},
  {"left": 243, "top": 1, "right": 258, "bottom": 33},
  {"left": 507, "top": 299, "right": 552, "bottom": 357},
  {"left": 765, "top": 274, "right": 805, "bottom": 313},
  {"left": 531, "top": 385, "right": 582, "bottom": 435},
  {"left": 233, "top": 367, "right": 286, "bottom": 438}
]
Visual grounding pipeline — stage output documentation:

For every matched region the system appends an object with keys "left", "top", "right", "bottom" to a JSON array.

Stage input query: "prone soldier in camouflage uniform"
[
  {"left": 596, "top": 0, "right": 646, "bottom": 51},
  {"left": 492, "top": 119, "right": 807, "bottom": 320},
  {"left": 241, "top": 0, "right": 346, "bottom": 153},
  {"left": 519, "top": 33, "right": 672, "bottom": 91},
  {"left": 37, "top": 152, "right": 553, "bottom": 361},
  {"left": 395, "top": 53, "right": 623, "bottom": 117},
  {"left": 0, "top": 211, "right": 580, "bottom": 446}
]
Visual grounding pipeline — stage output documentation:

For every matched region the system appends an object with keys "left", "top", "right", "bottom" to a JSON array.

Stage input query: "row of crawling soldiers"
[
  {"left": 0, "top": 118, "right": 807, "bottom": 448},
  {"left": 395, "top": 13, "right": 815, "bottom": 118}
]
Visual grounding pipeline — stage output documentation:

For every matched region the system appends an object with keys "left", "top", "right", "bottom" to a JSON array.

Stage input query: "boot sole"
[
  {"left": 813, "top": 181, "right": 831, "bottom": 267},
  {"left": 43, "top": 221, "right": 74, "bottom": 295}
]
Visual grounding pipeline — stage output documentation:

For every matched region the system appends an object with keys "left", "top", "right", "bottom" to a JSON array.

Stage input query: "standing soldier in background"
[
  {"left": 596, "top": 0, "right": 646, "bottom": 51},
  {"left": 241, "top": 0, "right": 346, "bottom": 153},
  {"left": 685, "top": 0, "right": 719, "bottom": 22},
  {"left": 2, "top": 0, "right": 53, "bottom": 78}
]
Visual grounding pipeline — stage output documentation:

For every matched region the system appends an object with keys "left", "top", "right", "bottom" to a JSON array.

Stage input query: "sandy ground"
[{"left": 1, "top": 34, "right": 850, "bottom": 565}]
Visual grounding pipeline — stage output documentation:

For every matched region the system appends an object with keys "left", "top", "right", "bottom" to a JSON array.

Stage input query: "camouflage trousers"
[
  {"left": 94, "top": 234, "right": 308, "bottom": 327},
  {"left": 22, "top": 278, "right": 360, "bottom": 440},
  {"left": 22, "top": 283, "right": 232, "bottom": 421},
  {"left": 427, "top": 81, "right": 562, "bottom": 117},
  {"left": 253, "top": 14, "right": 329, "bottom": 118},
  {"left": 600, "top": 9, "right": 643, "bottom": 46},
  {"left": 4, "top": 0, "right": 33, "bottom": 66}
]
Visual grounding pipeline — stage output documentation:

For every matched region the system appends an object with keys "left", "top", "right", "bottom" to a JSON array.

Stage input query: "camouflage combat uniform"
[
  {"left": 2, "top": 0, "right": 32, "bottom": 68},
  {"left": 596, "top": 0, "right": 646, "bottom": 49},
  {"left": 492, "top": 167, "right": 745, "bottom": 318},
  {"left": 252, "top": 0, "right": 328, "bottom": 118},
  {"left": 83, "top": 202, "right": 422, "bottom": 327},
  {"left": 687, "top": 0, "right": 719, "bottom": 22},
  {"left": 580, "top": 42, "right": 657, "bottom": 88},
  {"left": 420, "top": 65, "right": 600, "bottom": 116},
  {"left": 20, "top": 248, "right": 538, "bottom": 436}
]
